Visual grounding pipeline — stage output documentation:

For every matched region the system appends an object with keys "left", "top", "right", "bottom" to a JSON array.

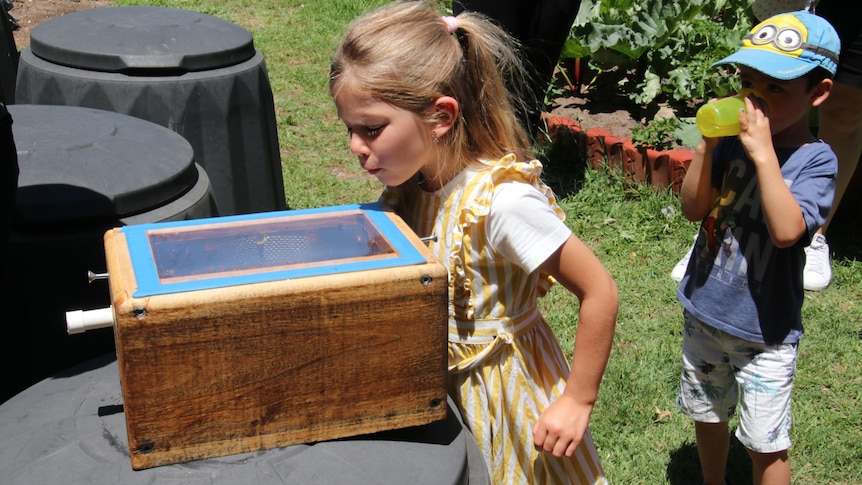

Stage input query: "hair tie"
[{"left": 442, "top": 16, "right": 458, "bottom": 35}]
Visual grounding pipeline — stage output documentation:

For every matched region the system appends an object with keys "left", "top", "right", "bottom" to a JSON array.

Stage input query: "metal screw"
[
  {"left": 420, "top": 274, "right": 433, "bottom": 286},
  {"left": 132, "top": 306, "right": 147, "bottom": 320},
  {"left": 136, "top": 443, "right": 155, "bottom": 454},
  {"left": 87, "top": 271, "right": 108, "bottom": 283}
]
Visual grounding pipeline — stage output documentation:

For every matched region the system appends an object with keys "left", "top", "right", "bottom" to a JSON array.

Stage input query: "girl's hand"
[{"left": 532, "top": 395, "right": 592, "bottom": 458}]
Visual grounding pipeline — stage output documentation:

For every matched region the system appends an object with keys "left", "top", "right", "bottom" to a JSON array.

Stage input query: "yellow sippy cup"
[{"left": 695, "top": 89, "right": 760, "bottom": 138}]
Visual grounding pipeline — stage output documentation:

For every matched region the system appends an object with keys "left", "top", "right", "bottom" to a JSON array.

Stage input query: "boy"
[{"left": 675, "top": 10, "right": 839, "bottom": 485}]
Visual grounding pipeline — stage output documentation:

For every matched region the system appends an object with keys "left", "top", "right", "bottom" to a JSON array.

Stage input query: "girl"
[{"left": 330, "top": 2, "right": 618, "bottom": 483}]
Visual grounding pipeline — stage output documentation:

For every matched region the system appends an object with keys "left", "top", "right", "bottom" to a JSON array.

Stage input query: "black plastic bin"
[
  {"left": 15, "top": 6, "right": 286, "bottom": 216},
  {"left": 1, "top": 104, "right": 218, "bottom": 403}
]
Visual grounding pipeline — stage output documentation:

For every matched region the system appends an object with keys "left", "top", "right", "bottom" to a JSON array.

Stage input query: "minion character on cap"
[{"left": 714, "top": 10, "right": 840, "bottom": 80}]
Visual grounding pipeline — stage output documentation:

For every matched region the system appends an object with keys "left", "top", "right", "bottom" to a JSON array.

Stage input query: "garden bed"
[{"left": 543, "top": 111, "right": 693, "bottom": 195}]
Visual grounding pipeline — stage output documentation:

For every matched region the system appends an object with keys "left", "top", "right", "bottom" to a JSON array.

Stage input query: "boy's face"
[{"left": 738, "top": 66, "right": 822, "bottom": 136}]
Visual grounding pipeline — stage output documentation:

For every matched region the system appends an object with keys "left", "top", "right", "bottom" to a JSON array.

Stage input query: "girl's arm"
[{"left": 532, "top": 234, "right": 618, "bottom": 458}]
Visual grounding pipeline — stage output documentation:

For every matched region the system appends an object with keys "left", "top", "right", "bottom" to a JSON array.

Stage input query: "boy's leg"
[
  {"left": 677, "top": 311, "right": 738, "bottom": 483},
  {"left": 747, "top": 449, "right": 790, "bottom": 485},
  {"left": 694, "top": 421, "right": 730, "bottom": 485},
  {"left": 731, "top": 339, "right": 797, "bottom": 485}
]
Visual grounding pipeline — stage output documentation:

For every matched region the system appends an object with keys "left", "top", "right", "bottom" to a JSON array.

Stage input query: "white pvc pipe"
[{"left": 66, "top": 307, "right": 114, "bottom": 334}]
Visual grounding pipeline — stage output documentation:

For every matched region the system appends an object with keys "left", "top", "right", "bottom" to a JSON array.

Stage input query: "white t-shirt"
[{"left": 486, "top": 180, "right": 572, "bottom": 274}]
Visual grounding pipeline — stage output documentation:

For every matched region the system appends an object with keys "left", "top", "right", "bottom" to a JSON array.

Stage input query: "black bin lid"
[
  {"left": 29, "top": 6, "right": 255, "bottom": 73},
  {"left": 10, "top": 104, "right": 198, "bottom": 224}
]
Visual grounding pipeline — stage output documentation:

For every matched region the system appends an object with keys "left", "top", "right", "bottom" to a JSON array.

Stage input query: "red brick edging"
[{"left": 543, "top": 113, "right": 693, "bottom": 194}]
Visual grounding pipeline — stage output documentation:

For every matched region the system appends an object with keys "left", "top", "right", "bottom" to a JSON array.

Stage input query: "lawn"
[{"left": 109, "top": 1, "right": 862, "bottom": 483}]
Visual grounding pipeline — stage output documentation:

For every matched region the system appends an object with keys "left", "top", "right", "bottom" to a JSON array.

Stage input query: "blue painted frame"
[{"left": 121, "top": 203, "right": 427, "bottom": 297}]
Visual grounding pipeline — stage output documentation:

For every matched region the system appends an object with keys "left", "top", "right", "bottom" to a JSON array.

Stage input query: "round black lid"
[
  {"left": 29, "top": 6, "right": 255, "bottom": 73},
  {"left": 10, "top": 104, "right": 198, "bottom": 224}
]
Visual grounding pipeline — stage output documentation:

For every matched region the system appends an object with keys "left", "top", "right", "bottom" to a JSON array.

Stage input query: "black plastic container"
[
  {"left": 2, "top": 104, "right": 218, "bottom": 403},
  {"left": 15, "top": 6, "right": 286, "bottom": 216}
]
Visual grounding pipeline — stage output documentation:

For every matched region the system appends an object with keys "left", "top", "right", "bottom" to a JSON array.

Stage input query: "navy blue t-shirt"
[{"left": 677, "top": 138, "right": 837, "bottom": 345}]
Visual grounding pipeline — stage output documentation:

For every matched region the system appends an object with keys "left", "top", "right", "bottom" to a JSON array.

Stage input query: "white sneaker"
[
  {"left": 671, "top": 238, "right": 696, "bottom": 283},
  {"left": 803, "top": 234, "right": 831, "bottom": 291}
]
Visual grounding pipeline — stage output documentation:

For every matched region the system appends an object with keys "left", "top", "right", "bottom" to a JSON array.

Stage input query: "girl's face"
[{"left": 335, "top": 86, "right": 435, "bottom": 188}]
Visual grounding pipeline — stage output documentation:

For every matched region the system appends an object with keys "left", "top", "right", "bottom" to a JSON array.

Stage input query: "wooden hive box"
[{"left": 103, "top": 203, "right": 449, "bottom": 470}]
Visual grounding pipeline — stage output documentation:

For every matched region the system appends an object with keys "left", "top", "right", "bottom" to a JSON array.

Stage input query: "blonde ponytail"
[{"left": 330, "top": 1, "right": 533, "bottom": 181}]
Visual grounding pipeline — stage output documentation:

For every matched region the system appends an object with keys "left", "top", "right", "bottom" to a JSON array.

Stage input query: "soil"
[
  {"left": 5, "top": 0, "right": 644, "bottom": 142},
  {"left": 547, "top": 61, "right": 680, "bottom": 141},
  {"left": 8, "top": 0, "right": 113, "bottom": 49},
  {"left": 550, "top": 92, "right": 642, "bottom": 140}
]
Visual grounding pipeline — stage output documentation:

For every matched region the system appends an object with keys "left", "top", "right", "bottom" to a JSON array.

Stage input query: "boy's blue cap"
[{"left": 713, "top": 10, "right": 840, "bottom": 80}]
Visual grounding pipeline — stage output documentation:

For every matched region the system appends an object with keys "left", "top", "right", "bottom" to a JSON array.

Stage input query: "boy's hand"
[
  {"left": 700, "top": 134, "right": 721, "bottom": 153},
  {"left": 532, "top": 395, "right": 591, "bottom": 458},
  {"left": 738, "top": 94, "right": 774, "bottom": 163}
]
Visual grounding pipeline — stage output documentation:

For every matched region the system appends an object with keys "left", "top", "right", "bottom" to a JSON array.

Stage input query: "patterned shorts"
[{"left": 677, "top": 311, "right": 797, "bottom": 453}]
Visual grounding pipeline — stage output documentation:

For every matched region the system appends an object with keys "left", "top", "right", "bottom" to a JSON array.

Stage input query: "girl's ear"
[
  {"left": 810, "top": 78, "right": 834, "bottom": 108},
  {"left": 431, "top": 96, "right": 459, "bottom": 138}
]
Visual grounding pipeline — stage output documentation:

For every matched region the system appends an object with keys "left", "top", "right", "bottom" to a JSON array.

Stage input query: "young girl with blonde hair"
[{"left": 330, "top": 2, "right": 618, "bottom": 483}]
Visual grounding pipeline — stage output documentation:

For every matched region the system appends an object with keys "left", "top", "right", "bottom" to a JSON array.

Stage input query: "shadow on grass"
[
  {"left": 534, "top": 123, "right": 589, "bottom": 199},
  {"left": 666, "top": 434, "right": 753, "bottom": 485}
]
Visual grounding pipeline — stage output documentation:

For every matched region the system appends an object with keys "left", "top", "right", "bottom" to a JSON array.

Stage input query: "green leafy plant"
[
  {"left": 562, "top": 0, "right": 752, "bottom": 111},
  {"left": 630, "top": 117, "right": 681, "bottom": 151}
]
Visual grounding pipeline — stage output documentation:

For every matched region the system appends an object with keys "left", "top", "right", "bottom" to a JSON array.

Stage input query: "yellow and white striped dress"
[{"left": 383, "top": 155, "right": 607, "bottom": 485}]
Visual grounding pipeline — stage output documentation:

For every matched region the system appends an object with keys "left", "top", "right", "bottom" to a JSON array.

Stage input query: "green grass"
[{"left": 115, "top": 1, "right": 862, "bottom": 482}]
